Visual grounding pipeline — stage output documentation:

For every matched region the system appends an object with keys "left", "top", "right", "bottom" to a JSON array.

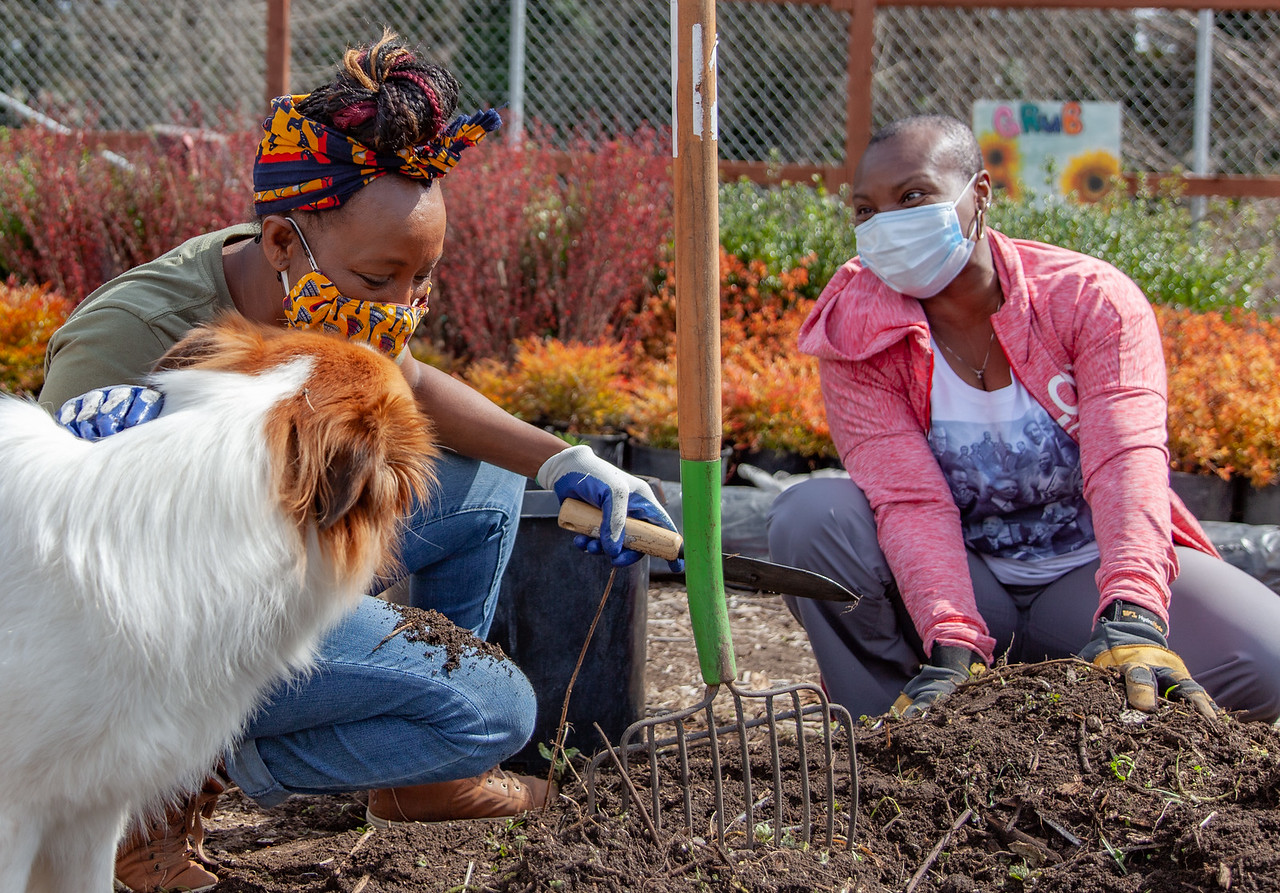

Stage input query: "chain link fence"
[
  {"left": 3, "top": 1, "right": 1277, "bottom": 177},
  {"left": 2, "top": 1, "right": 1278, "bottom": 295}
]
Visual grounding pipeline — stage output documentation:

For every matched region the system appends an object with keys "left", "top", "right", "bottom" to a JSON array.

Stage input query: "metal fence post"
[
  {"left": 508, "top": 0, "right": 528, "bottom": 148},
  {"left": 1191, "top": 8, "right": 1214, "bottom": 225}
]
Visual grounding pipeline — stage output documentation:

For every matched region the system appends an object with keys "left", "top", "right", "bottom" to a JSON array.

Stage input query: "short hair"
[{"left": 868, "top": 115, "right": 984, "bottom": 179}]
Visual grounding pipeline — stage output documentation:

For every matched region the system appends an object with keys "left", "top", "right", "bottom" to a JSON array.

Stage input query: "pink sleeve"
[{"left": 1063, "top": 267, "right": 1178, "bottom": 623}]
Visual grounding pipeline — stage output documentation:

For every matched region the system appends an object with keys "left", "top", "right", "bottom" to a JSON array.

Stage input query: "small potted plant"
[
  {"left": 623, "top": 357, "right": 681, "bottom": 479},
  {"left": 722, "top": 347, "right": 838, "bottom": 480},
  {"left": 718, "top": 303, "right": 839, "bottom": 480},
  {"left": 623, "top": 356, "right": 732, "bottom": 482}
]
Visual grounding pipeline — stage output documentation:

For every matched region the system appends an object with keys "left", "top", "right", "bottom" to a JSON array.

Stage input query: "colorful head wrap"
[{"left": 253, "top": 94, "right": 502, "bottom": 216}]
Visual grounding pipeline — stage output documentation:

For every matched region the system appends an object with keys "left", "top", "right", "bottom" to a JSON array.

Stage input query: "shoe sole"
[
  {"left": 114, "top": 880, "right": 216, "bottom": 893},
  {"left": 364, "top": 806, "right": 523, "bottom": 829}
]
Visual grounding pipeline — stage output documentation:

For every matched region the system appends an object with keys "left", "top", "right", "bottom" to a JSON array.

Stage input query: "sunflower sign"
[{"left": 972, "top": 100, "right": 1122, "bottom": 204}]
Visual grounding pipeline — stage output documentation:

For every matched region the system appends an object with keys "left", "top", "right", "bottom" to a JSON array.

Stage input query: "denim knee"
[{"left": 409, "top": 657, "right": 538, "bottom": 777}]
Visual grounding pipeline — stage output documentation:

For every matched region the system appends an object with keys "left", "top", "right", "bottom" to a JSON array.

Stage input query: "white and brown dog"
[{"left": 0, "top": 316, "right": 435, "bottom": 893}]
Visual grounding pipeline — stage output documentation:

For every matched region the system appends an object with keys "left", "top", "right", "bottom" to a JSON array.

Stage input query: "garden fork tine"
[
  {"left": 563, "top": 502, "right": 860, "bottom": 848},
  {"left": 584, "top": 678, "right": 858, "bottom": 849}
]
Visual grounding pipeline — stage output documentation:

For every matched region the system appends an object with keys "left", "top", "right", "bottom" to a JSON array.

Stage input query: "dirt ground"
[{"left": 204, "top": 581, "right": 1280, "bottom": 892}]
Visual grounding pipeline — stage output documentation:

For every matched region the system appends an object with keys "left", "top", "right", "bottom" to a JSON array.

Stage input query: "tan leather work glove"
[{"left": 1079, "top": 601, "right": 1218, "bottom": 722}]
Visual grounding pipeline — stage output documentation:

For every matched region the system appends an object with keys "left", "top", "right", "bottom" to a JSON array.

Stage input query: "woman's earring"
[{"left": 975, "top": 204, "right": 987, "bottom": 240}]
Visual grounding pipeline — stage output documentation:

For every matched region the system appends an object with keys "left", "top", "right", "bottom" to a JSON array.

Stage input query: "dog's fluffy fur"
[{"left": 0, "top": 316, "right": 435, "bottom": 892}]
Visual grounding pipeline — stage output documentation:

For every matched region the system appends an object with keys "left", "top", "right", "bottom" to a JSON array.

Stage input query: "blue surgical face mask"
[{"left": 854, "top": 173, "right": 981, "bottom": 299}]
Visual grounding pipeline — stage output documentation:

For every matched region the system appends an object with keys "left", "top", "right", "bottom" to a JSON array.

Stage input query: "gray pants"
[{"left": 767, "top": 477, "right": 1280, "bottom": 723}]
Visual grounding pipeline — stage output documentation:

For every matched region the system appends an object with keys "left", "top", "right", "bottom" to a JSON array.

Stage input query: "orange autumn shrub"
[
  {"left": 630, "top": 246, "right": 812, "bottom": 363},
  {"left": 0, "top": 278, "right": 71, "bottom": 396},
  {"left": 1158, "top": 305, "right": 1280, "bottom": 486},
  {"left": 464, "top": 337, "right": 633, "bottom": 435},
  {"left": 720, "top": 299, "right": 833, "bottom": 458},
  {"left": 627, "top": 247, "right": 832, "bottom": 457},
  {"left": 625, "top": 356, "right": 680, "bottom": 449},
  {"left": 721, "top": 346, "right": 834, "bottom": 458}
]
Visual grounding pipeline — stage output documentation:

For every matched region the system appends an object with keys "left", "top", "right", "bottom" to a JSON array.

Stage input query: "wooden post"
[
  {"left": 844, "top": 0, "right": 875, "bottom": 190},
  {"left": 266, "top": 0, "right": 291, "bottom": 105}
]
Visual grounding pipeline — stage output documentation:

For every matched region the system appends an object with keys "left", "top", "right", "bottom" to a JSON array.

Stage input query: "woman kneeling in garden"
[{"left": 768, "top": 114, "right": 1280, "bottom": 725}]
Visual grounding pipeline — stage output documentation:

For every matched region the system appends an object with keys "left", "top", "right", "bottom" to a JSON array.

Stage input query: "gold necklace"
[
  {"left": 932, "top": 289, "right": 1005, "bottom": 390},
  {"left": 934, "top": 329, "right": 997, "bottom": 389}
]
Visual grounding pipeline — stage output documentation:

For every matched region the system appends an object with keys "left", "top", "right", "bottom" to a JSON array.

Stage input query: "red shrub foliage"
[
  {"left": 431, "top": 126, "right": 673, "bottom": 361},
  {"left": 0, "top": 128, "right": 255, "bottom": 304}
]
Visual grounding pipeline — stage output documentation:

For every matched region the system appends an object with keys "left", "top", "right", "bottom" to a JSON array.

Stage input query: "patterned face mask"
[{"left": 280, "top": 217, "right": 428, "bottom": 361}]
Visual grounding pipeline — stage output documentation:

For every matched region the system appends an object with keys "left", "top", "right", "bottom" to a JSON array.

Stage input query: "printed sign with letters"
[{"left": 972, "top": 100, "right": 1122, "bottom": 203}]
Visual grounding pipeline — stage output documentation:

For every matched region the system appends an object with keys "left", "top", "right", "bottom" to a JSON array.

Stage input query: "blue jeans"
[{"left": 226, "top": 453, "right": 533, "bottom": 806}]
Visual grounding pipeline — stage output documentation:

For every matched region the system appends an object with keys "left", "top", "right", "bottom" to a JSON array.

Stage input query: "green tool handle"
[
  {"left": 681, "top": 458, "right": 736, "bottom": 685},
  {"left": 556, "top": 484, "right": 735, "bottom": 684}
]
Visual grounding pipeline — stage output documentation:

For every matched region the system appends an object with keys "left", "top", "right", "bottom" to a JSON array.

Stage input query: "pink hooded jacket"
[{"left": 799, "top": 229, "right": 1218, "bottom": 661}]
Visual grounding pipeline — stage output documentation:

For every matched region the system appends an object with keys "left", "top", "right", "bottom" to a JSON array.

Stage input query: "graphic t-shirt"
[{"left": 928, "top": 340, "right": 1099, "bottom": 585}]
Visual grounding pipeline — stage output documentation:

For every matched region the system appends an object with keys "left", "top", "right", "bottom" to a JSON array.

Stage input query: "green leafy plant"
[
  {"left": 988, "top": 182, "right": 1278, "bottom": 312},
  {"left": 719, "top": 177, "right": 858, "bottom": 300},
  {"left": 1008, "top": 860, "right": 1036, "bottom": 882},
  {"left": 1109, "top": 753, "right": 1136, "bottom": 781},
  {"left": 536, "top": 741, "right": 581, "bottom": 780},
  {"left": 1099, "top": 831, "right": 1128, "bottom": 875},
  {"left": 485, "top": 816, "right": 528, "bottom": 859}
]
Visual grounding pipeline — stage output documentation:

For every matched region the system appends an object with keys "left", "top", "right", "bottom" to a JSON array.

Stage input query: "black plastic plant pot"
[{"left": 490, "top": 488, "right": 649, "bottom": 771}]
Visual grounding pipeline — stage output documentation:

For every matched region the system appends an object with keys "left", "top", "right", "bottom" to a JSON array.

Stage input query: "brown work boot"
[
  {"left": 114, "top": 772, "right": 227, "bottom": 892},
  {"left": 365, "top": 767, "right": 556, "bottom": 828}
]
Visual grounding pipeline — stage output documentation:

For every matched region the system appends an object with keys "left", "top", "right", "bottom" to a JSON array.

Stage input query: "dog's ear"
[{"left": 313, "top": 441, "right": 375, "bottom": 531}]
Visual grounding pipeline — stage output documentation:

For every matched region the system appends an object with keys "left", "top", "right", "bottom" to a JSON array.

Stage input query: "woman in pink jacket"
[{"left": 768, "top": 115, "right": 1280, "bottom": 723}]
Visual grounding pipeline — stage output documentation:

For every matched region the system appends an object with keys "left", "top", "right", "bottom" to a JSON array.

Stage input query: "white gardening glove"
[{"left": 537, "top": 444, "right": 684, "bottom": 572}]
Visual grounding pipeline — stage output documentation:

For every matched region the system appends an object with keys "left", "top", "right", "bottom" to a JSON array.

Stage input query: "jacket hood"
[{"left": 798, "top": 257, "right": 931, "bottom": 363}]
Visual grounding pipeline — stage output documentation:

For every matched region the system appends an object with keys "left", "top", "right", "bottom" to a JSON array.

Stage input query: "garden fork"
[{"left": 579, "top": 2, "right": 857, "bottom": 850}]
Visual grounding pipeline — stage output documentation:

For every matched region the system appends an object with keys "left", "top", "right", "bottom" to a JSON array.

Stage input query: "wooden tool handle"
[{"left": 557, "top": 498, "right": 683, "bottom": 562}]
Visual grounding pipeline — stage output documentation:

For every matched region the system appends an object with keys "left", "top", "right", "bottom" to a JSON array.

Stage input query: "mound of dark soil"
[{"left": 206, "top": 659, "right": 1280, "bottom": 892}]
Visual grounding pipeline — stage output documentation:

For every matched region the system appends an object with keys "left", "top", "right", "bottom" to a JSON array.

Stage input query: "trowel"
[{"left": 557, "top": 497, "right": 859, "bottom": 603}]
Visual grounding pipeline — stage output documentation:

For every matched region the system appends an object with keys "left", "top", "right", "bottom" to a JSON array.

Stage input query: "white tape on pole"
[
  {"left": 692, "top": 23, "right": 704, "bottom": 138},
  {"left": 670, "top": 0, "right": 679, "bottom": 158},
  {"left": 707, "top": 29, "right": 719, "bottom": 143}
]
